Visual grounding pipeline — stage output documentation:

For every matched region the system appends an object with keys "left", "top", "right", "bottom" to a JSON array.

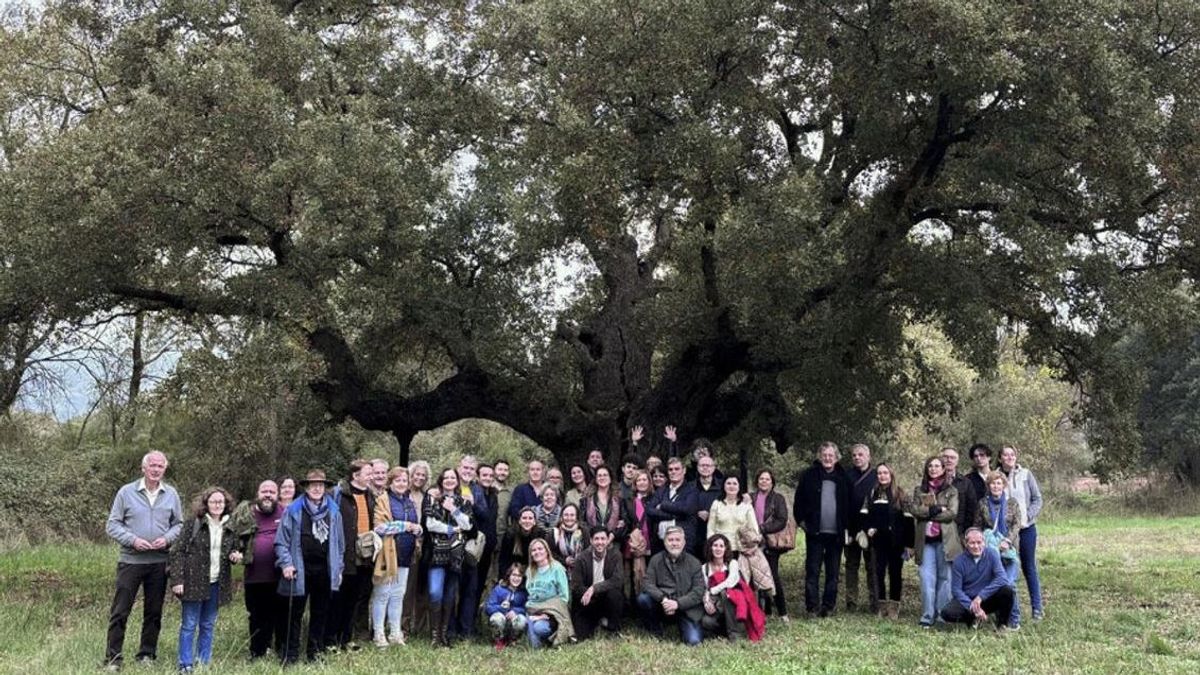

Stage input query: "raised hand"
[
  {"left": 664, "top": 425, "right": 677, "bottom": 443},
  {"left": 630, "top": 426, "right": 645, "bottom": 444}
]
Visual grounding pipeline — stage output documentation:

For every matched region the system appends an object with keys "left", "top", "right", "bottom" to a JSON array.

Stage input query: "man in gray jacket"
[
  {"left": 103, "top": 450, "right": 183, "bottom": 670},
  {"left": 637, "top": 527, "right": 706, "bottom": 645}
]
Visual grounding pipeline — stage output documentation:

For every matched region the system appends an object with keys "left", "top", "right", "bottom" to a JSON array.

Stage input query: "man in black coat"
[
  {"left": 793, "top": 442, "right": 851, "bottom": 617},
  {"left": 332, "top": 459, "right": 377, "bottom": 649},
  {"left": 647, "top": 457, "right": 700, "bottom": 553},
  {"left": 692, "top": 454, "right": 723, "bottom": 558},
  {"left": 940, "top": 447, "right": 978, "bottom": 542},
  {"left": 570, "top": 527, "right": 627, "bottom": 640},
  {"left": 843, "top": 443, "right": 878, "bottom": 612}
]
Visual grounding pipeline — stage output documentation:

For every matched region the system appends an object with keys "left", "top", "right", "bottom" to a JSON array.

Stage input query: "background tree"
[{"left": 1, "top": 0, "right": 1198, "bottom": 471}]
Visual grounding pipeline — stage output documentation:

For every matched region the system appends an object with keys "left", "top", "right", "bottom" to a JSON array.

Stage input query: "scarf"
[
  {"left": 555, "top": 524, "right": 583, "bottom": 560},
  {"left": 754, "top": 491, "right": 768, "bottom": 525},
  {"left": 635, "top": 496, "right": 649, "bottom": 540},
  {"left": 304, "top": 496, "right": 331, "bottom": 544},
  {"left": 987, "top": 494, "right": 1008, "bottom": 537},
  {"left": 587, "top": 491, "right": 621, "bottom": 532}
]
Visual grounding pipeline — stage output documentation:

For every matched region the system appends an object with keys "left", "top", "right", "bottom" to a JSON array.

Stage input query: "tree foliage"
[{"left": 1, "top": 0, "right": 1198, "bottom": 468}]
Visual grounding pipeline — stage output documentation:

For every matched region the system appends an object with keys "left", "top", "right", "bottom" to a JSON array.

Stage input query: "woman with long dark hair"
[
  {"left": 863, "top": 463, "right": 909, "bottom": 619},
  {"left": 699, "top": 534, "right": 765, "bottom": 642},
  {"left": 424, "top": 468, "right": 472, "bottom": 647},
  {"left": 583, "top": 466, "right": 629, "bottom": 545},
  {"left": 909, "top": 456, "right": 959, "bottom": 628},
  {"left": 564, "top": 463, "right": 592, "bottom": 508}
]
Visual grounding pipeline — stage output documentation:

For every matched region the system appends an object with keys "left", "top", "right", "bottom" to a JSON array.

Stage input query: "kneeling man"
[{"left": 942, "top": 528, "right": 1014, "bottom": 628}]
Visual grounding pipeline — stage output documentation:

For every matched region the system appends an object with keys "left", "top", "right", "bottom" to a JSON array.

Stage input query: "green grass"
[{"left": 2, "top": 516, "right": 1198, "bottom": 673}]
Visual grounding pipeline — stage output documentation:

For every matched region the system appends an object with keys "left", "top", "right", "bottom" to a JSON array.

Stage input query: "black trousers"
[
  {"left": 871, "top": 532, "right": 904, "bottom": 602},
  {"left": 804, "top": 533, "right": 842, "bottom": 613},
  {"left": 762, "top": 550, "right": 789, "bottom": 616},
  {"left": 843, "top": 538, "right": 878, "bottom": 610},
  {"left": 283, "top": 573, "right": 332, "bottom": 664},
  {"left": 244, "top": 581, "right": 286, "bottom": 657},
  {"left": 105, "top": 561, "right": 167, "bottom": 665},
  {"left": 331, "top": 565, "right": 372, "bottom": 646},
  {"left": 571, "top": 587, "right": 624, "bottom": 639},
  {"left": 941, "top": 586, "right": 1014, "bottom": 626}
]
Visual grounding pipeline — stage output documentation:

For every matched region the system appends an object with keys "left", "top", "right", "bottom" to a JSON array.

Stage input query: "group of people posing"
[{"left": 101, "top": 431, "right": 1046, "bottom": 671}]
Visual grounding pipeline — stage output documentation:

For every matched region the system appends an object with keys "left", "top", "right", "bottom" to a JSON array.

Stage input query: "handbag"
[
  {"left": 465, "top": 531, "right": 486, "bottom": 560},
  {"left": 355, "top": 531, "right": 376, "bottom": 564},
  {"left": 983, "top": 528, "right": 1018, "bottom": 560},
  {"left": 626, "top": 527, "right": 648, "bottom": 557},
  {"left": 765, "top": 519, "right": 797, "bottom": 552}
]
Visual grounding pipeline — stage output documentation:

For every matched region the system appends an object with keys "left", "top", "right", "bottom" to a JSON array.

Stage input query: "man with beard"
[
  {"left": 231, "top": 480, "right": 286, "bottom": 659},
  {"left": 492, "top": 460, "right": 513, "bottom": 581},
  {"left": 637, "top": 527, "right": 705, "bottom": 645}
]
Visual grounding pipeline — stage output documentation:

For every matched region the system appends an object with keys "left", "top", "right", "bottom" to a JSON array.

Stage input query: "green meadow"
[{"left": 1, "top": 516, "right": 1196, "bottom": 674}]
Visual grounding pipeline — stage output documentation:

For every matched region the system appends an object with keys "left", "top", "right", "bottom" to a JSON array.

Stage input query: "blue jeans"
[
  {"left": 1019, "top": 524, "right": 1043, "bottom": 613},
  {"left": 427, "top": 566, "right": 460, "bottom": 608},
  {"left": 370, "top": 568, "right": 409, "bottom": 636},
  {"left": 178, "top": 582, "right": 220, "bottom": 668},
  {"left": 918, "top": 541, "right": 950, "bottom": 625},
  {"left": 527, "top": 618, "right": 554, "bottom": 648},
  {"left": 635, "top": 592, "right": 702, "bottom": 646},
  {"left": 1002, "top": 557, "right": 1021, "bottom": 626}
]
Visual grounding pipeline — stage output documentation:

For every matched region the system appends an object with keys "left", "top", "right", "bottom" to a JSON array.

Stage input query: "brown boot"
[{"left": 887, "top": 600, "right": 901, "bottom": 620}]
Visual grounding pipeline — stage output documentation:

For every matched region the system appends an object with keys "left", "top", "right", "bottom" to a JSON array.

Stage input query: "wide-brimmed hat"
[{"left": 298, "top": 469, "right": 336, "bottom": 488}]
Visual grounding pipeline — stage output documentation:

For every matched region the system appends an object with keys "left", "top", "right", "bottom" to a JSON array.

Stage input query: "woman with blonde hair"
[
  {"left": 402, "top": 460, "right": 430, "bottom": 635},
  {"left": 623, "top": 469, "right": 655, "bottom": 600},
  {"left": 976, "top": 469, "right": 1023, "bottom": 628},
  {"left": 523, "top": 537, "right": 573, "bottom": 648},
  {"left": 370, "top": 466, "right": 423, "bottom": 646}
]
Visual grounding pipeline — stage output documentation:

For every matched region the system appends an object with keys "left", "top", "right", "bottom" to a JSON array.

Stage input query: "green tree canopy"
[{"left": 2, "top": 0, "right": 1198, "bottom": 466}]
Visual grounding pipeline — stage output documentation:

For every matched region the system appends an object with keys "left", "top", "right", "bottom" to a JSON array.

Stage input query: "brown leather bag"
[{"left": 765, "top": 519, "right": 797, "bottom": 552}]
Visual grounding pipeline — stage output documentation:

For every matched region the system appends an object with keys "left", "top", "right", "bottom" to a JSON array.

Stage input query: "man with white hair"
[
  {"left": 103, "top": 451, "right": 183, "bottom": 670},
  {"left": 941, "top": 528, "right": 1015, "bottom": 629},
  {"left": 637, "top": 526, "right": 706, "bottom": 645}
]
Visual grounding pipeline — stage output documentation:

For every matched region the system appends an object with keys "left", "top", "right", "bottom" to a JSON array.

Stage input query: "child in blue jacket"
[{"left": 485, "top": 564, "right": 528, "bottom": 650}]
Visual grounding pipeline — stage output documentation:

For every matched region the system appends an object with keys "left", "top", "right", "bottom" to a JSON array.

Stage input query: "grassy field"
[{"left": 1, "top": 515, "right": 1197, "bottom": 674}]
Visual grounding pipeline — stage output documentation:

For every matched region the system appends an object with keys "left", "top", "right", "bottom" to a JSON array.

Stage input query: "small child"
[{"left": 485, "top": 564, "right": 529, "bottom": 651}]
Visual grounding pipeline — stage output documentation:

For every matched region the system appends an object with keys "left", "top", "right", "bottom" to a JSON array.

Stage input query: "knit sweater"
[
  {"left": 106, "top": 480, "right": 184, "bottom": 564},
  {"left": 707, "top": 500, "right": 760, "bottom": 552},
  {"left": 950, "top": 546, "right": 1010, "bottom": 610}
]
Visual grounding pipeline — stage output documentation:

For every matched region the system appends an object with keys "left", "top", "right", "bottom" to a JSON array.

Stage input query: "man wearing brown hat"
[{"left": 274, "top": 469, "right": 345, "bottom": 664}]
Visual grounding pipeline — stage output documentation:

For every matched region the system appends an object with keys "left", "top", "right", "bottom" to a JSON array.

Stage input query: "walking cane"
[{"left": 282, "top": 575, "right": 296, "bottom": 665}]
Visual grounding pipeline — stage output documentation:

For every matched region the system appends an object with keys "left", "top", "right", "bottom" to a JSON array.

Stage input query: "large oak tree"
[{"left": 2, "top": 0, "right": 1198, "bottom": 466}]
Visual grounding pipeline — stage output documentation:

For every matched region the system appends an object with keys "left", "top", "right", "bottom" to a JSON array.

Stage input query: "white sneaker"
[
  {"left": 388, "top": 630, "right": 406, "bottom": 646},
  {"left": 373, "top": 633, "right": 389, "bottom": 648}
]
